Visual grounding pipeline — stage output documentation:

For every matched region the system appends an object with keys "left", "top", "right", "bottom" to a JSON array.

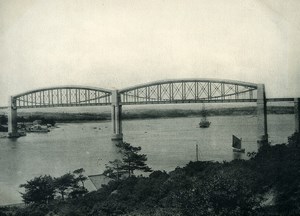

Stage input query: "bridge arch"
[
  {"left": 12, "top": 85, "right": 112, "bottom": 108},
  {"left": 119, "top": 79, "right": 258, "bottom": 105},
  {"left": 8, "top": 85, "right": 113, "bottom": 138}
]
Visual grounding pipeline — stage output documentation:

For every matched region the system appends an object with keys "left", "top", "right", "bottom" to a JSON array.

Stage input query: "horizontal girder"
[
  {"left": 119, "top": 79, "right": 258, "bottom": 105},
  {"left": 121, "top": 99, "right": 258, "bottom": 105},
  {"left": 13, "top": 86, "right": 112, "bottom": 108}
]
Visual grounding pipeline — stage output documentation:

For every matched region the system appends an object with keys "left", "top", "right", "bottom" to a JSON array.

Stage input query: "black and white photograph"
[{"left": 0, "top": 0, "right": 300, "bottom": 215}]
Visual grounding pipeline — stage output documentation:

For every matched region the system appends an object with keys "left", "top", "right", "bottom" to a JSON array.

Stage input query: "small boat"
[
  {"left": 199, "top": 103, "right": 211, "bottom": 128},
  {"left": 199, "top": 118, "right": 211, "bottom": 128},
  {"left": 27, "top": 124, "right": 49, "bottom": 133},
  {"left": 232, "top": 135, "right": 245, "bottom": 153}
]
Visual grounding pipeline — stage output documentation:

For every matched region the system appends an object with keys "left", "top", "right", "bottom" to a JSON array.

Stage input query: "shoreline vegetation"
[
  {"left": 1, "top": 133, "right": 299, "bottom": 215},
  {"left": 3, "top": 106, "right": 294, "bottom": 124}
]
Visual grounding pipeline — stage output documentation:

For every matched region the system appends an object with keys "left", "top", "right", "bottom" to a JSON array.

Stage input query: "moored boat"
[
  {"left": 27, "top": 124, "right": 49, "bottom": 133},
  {"left": 199, "top": 103, "right": 211, "bottom": 128},
  {"left": 199, "top": 118, "right": 211, "bottom": 128},
  {"left": 232, "top": 135, "right": 245, "bottom": 153}
]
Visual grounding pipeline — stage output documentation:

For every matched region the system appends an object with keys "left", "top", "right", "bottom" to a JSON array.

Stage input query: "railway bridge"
[{"left": 7, "top": 78, "right": 300, "bottom": 149}]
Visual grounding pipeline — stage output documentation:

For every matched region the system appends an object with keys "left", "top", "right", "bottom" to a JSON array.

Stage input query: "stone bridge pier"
[
  {"left": 257, "top": 84, "right": 268, "bottom": 148},
  {"left": 295, "top": 98, "right": 300, "bottom": 133},
  {"left": 111, "top": 90, "right": 123, "bottom": 144},
  {"left": 8, "top": 96, "right": 19, "bottom": 138}
]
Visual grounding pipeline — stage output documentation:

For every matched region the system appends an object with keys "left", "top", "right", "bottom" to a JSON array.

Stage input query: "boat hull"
[
  {"left": 232, "top": 148, "right": 245, "bottom": 153},
  {"left": 199, "top": 122, "right": 211, "bottom": 128},
  {"left": 27, "top": 129, "right": 49, "bottom": 133}
]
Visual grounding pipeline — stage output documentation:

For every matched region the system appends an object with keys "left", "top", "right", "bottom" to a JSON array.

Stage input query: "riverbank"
[
  {"left": 1, "top": 133, "right": 299, "bottom": 216},
  {"left": 6, "top": 106, "right": 294, "bottom": 123},
  {"left": 0, "top": 115, "right": 294, "bottom": 206}
]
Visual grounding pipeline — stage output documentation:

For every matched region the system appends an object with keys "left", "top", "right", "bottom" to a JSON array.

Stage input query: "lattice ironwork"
[
  {"left": 11, "top": 79, "right": 260, "bottom": 108},
  {"left": 119, "top": 79, "right": 258, "bottom": 104},
  {"left": 14, "top": 86, "right": 112, "bottom": 108}
]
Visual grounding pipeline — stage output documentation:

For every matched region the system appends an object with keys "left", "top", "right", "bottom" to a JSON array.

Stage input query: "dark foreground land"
[{"left": 1, "top": 133, "right": 300, "bottom": 216}]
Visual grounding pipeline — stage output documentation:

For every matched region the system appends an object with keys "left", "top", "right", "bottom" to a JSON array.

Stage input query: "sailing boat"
[
  {"left": 232, "top": 135, "right": 245, "bottom": 153},
  {"left": 199, "top": 103, "right": 211, "bottom": 128}
]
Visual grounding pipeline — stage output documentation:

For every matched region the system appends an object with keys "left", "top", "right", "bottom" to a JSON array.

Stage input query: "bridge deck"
[
  {"left": 266, "top": 98, "right": 295, "bottom": 102},
  {"left": 0, "top": 98, "right": 296, "bottom": 109}
]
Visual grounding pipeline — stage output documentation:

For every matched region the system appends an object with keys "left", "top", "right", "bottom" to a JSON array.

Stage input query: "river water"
[{"left": 0, "top": 114, "right": 294, "bottom": 205}]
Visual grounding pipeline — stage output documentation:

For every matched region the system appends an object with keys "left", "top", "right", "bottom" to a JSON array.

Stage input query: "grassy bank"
[{"left": 11, "top": 106, "right": 294, "bottom": 123}]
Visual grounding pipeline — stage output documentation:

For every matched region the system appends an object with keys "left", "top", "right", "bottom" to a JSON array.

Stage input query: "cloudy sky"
[{"left": 1, "top": 0, "right": 300, "bottom": 105}]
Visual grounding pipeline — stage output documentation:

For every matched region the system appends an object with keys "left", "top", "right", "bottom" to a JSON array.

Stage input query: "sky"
[{"left": 1, "top": 0, "right": 300, "bottom": 106}]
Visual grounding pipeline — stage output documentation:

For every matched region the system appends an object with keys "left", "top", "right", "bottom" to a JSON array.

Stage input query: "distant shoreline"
[{"left": 7, "top": 106, "right": 293, "bottom": 123}]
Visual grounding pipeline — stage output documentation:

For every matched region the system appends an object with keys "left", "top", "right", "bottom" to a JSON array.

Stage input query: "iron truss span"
[
  {"left": 10, "top": 79, "right": 262, "bottom": 108},
  {"left": 119, "top": 79, "right": 258, "bottom": 105},
  {"left": 13, "top": 86, "right": 112, "bottom": 108}
]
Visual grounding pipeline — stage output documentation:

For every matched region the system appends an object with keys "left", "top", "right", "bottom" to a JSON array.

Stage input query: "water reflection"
[{"left": 8, "top": 139, "right": 19, "bottom": 149}]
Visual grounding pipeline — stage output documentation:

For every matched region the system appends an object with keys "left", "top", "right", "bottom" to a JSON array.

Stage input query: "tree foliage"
[
  {"left": 73, "top": 168, "right": 88, "bottom": 188},
  {"left": 19, "top": 169, "right": 88, "bottom": 205},
  {"left": 103, "top": 159, "right": 126, "bottom": 181},
  {"left": 104, "top": 142, "right": 152, "bottom": 179},
  {"left": 20, "top": 175, "right": 55, "bottom": 204},
  {"left": 54, "top": 173, "right": 77, "bottom": 201}
]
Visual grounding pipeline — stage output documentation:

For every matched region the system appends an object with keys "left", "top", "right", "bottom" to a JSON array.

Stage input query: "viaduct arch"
[{"left": 7, "top": 79, "right": 299, "bottom": 149}]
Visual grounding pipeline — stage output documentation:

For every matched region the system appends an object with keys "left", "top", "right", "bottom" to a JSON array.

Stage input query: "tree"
[
  {"left": 69, "top": 186, "right": 88, "bottom": 199},
  {"left": 70, "top": 168, "right": 88, "bottom": 198},
  {"left": 117, "top": 142, "right": 152, "bottom": 177},
  {"left": 288, "top": 132, "right": 300, "bottom": 147},
  {"left": 103, "top": 159, "right": 127, "bottom": 181},
  {"left": 122, "top": 150, "right": 152, "bottom": 177},
  {"left": 20, "top": 175, "right": 55, "bottom": 204},
  {"left": 73, "top": 168, "right": 88, "bottom": 188},
  {"left": 54, "top": 173, "right": 77, "bottom": 201}
]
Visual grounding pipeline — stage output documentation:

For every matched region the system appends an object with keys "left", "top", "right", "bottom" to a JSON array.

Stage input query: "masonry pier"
[
  {"left": 257, "top": 84, "right": 268, "bottom": 148},
  {"left": 8, "top": 96, "right": 19, "bottom": 138},
  {"left": 295, "top": 98, "right": 300, "bottom": 133},
  {"left": 111, "top": 90, "right": 123, "bottom": 144}
]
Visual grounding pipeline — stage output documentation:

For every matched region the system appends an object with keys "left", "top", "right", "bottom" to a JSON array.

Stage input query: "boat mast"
[
  {"left": 201, "top": 102, "right": 207, "bottom": 120},
  {"left": 196, "top": 144, "right": 199, "bottom": 161}
]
